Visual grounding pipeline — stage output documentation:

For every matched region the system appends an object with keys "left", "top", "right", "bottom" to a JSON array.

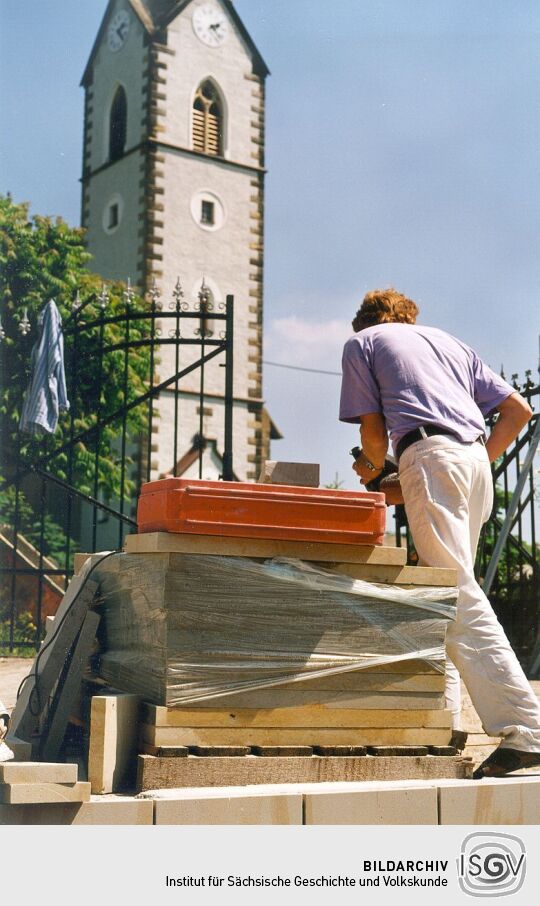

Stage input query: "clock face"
[
  {"left": 108, "top": 9, "right": 131, "bottom": 52},
  {"left": 192, "top": 3, "right": 229, "bottom": 47}
]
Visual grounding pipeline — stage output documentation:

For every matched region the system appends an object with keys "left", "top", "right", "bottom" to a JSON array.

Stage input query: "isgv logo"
[{"left": 458, "top": 833, "right": 526, "bottom": 897}]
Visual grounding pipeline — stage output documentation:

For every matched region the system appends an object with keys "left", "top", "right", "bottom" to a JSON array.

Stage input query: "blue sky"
[{"left": 1, "top": 1, "right": 539, "bottom": 487}]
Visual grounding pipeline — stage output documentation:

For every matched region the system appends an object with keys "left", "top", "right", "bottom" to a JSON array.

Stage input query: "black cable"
[
  {"left": 263, "top": 359, "right": 341, "bottom": 376},
  {"left": 16, "top": 549, "right": 122, "bottom": 724}
]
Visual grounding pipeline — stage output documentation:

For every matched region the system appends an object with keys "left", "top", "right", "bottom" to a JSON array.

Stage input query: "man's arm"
[
  {"left": 351, "top": 416, "right": 405, "bottom": 503},
  {"left": 360, "top": 412, "right": 388, "bottom": 466},
  {"left": 351, "top": 413, "right": 389, "bottom": 483},
  {"left": 485, "top": 392, "right": 532, "bottom": 463}
]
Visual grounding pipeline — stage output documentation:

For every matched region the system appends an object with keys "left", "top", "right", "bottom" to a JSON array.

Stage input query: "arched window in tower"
[
  {"left": 109, "top": 86, "right": 127, "bottom": 161},
  {"left": 192, "top": 81, "right": 223, "bottom": 156}
]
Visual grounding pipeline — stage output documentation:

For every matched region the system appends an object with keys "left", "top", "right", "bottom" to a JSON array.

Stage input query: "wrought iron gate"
[{"left": 0, "top": 281, "right": 234, "bottom": 652}]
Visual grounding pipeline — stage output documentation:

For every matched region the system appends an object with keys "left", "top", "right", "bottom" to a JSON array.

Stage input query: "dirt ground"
[{"left": 0, "top": 657, "right": 33, "bottom": 712}]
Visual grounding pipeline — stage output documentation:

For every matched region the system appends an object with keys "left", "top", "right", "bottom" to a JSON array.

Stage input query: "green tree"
[{"left": 0, "top": 194, "right": 151, "bottom": 500}]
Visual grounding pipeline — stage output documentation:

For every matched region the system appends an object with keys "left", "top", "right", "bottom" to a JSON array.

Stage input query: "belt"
[{"left": 396, "top": 426, "right": 459, "bottom": 461}]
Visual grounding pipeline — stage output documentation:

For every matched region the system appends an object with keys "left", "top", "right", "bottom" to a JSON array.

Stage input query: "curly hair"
[{"left": 352, "top": 288, "right": 419, "bottom": 332}]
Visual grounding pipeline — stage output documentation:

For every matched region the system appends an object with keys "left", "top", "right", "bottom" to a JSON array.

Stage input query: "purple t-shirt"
[{"left": 339, "top": 323, "right": 514, "bottom": 452}]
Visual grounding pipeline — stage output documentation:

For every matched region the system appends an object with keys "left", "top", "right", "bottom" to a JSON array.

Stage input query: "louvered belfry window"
[{"left": 192, "top": 81, "right": 223, "bottom": 156}]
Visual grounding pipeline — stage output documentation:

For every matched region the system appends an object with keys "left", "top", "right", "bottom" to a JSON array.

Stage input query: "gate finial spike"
[
  {"left": 123, "top": 277, "right": 135, "bottom": 307},
  {"left": 172, "top": 277, "right": 185, "bottom": 311},
  {"left": 198, "top": 277, "right": 211, "bottom": 306},
  {"left": 98, "top": 284, "right": 109, "bottom": 310},
  {"left": 18, "top": 308, "right": 31, "bottom": 336}
]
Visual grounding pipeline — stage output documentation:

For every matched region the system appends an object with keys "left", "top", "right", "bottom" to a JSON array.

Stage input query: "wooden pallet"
[{"left": 136, "top": 752, "right": 472, "bottom": 791}]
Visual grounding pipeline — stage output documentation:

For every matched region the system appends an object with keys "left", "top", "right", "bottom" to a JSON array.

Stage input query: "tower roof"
[{"left": 82, "top": 0, "right": 269, "bottom": 86}]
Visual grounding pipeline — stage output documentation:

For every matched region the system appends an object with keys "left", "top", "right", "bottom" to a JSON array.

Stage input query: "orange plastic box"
[{"left": 137, "top": 479, "right": 386, "bottom": 545}]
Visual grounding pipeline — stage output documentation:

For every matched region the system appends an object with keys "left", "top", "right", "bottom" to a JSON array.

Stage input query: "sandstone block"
[
  {"left": 149, "top": 787, "right": 302, "bottom": 825},
  {"left": 0, "top": 795, "right": 153, "bottom": 824},
  {"left": 304, "top": 782, "right": 438, "bottom": 825},
  {"left": 0, "top": 761, "right": 78, "bottom": 784},
  {"left": 438, "top": 776, "right": 540, "bottom": 824},
  {"left": 259, "top": 461, "right": 320, "bottom": 487}
]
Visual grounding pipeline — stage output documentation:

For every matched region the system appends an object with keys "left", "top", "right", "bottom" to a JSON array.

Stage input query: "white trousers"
[{"left": 399, "top": 435, "right": 540, "bottom": 753}]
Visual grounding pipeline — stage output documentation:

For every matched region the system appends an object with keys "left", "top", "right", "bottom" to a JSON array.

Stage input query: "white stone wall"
[
  {"left": 152, "top": 391, "right": 252, "bottom": 480},
  {"left": 87, "top": 0, "right": 147, "bottom": 172},
  {"left": 84, "top": 150, "right": 144, "bottom": 282},
  {"left": 156, "top": 152, "right": 255, "bottom": 399}
]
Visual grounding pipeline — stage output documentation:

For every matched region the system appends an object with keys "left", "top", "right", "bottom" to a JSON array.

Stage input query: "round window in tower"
[
  {"left": 190, "top": 190, "right": 225, "bottom": 232},
  {"left": 102, "top": 194, "right": 124, "bottom": 234}
]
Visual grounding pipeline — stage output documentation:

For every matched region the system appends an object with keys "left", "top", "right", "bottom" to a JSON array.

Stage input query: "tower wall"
[{"left": 81, "top": 0, "right": 268, "bottom": 481}]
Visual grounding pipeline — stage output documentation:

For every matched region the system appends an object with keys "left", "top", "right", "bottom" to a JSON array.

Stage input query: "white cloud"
[{"left": 265, "top": 315, "right": 352, "bottom": 368}]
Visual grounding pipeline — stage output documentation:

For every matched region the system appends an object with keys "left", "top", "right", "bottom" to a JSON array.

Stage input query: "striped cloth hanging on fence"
[{"left": 19, "top": 299, "right": 70, "bottom": 435}]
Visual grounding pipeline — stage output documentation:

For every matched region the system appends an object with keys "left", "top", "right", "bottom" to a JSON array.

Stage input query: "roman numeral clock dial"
[
  {"left": 192, "top": 4, "right": 229, "bottom": 47},
  {"left": 107, "top": 9, "right": 130, "bottom": 52}
]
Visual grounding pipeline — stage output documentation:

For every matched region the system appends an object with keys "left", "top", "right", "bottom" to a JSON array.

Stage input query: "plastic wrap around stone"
[{"left": 94, "top": 553, "right": 456, "bottom": 707}]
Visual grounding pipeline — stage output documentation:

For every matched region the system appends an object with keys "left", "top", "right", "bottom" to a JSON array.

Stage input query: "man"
[{"left": 339, "top": 287, "right": 540, "bottom": 778}]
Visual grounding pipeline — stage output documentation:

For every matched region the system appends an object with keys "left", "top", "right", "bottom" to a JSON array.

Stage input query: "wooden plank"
[
  {"left": 140, "top": 723, "right": 453, "bottom": 748},
  {"left": 328, "top": 563, "right": 457, "bottom": 587},
  {"left": 136, "top": 753, "right": 472, "bottom": 791},
  {"left": 8, "top": 577, "right": 99, "bottom": 747},
  {"left": 88, "top": 694, "right": 141, "bottom": 794},
  {"left": 142, "top": 699, "right": 446, "bottom": 729},
  {"left": 368, "top": 746, "right": 429, "bottom": 756},
  {"left": 140, "top": 745, "right": 189, "bottom": 757},
  {"left": 40, "top": 610, "right": 101, "bottom": 762},
  {"left": 251, "top": 746, "right": 313, "bottom": 757},
  {"left": 313, "top": 746, "right": 367, "bottom": 756},
  {"left": 0, "top": 781, "right": 91, "bottom": 805},
  {"left": 190, "top": 746, "right": 250, "bottom": 757},
  {"left": 124, "top": 532, "right": 407, "bottom": 565}
]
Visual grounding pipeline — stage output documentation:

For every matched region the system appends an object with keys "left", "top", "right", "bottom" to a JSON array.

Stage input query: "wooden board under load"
[{"left": 93, "top": 538, "right": 458, "bottom": 758}]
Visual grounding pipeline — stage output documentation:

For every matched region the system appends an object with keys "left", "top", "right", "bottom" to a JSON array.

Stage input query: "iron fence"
[
  {"left": 395, "top": 376, "right": 540, "bottom": 672},
  {"left": 0, "top": 281, "right": 234, "bottom": 652}
]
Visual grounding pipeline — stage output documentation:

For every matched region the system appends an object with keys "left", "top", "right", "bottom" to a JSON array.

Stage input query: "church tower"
[{"left": 80, "top": 0, "right": 278, "bottom": 481}]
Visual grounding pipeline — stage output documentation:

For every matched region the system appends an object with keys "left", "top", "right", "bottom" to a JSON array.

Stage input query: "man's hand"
[
  {"left": 352, "top": 456, "right": 382, "bottom": 485},
  {"left": 379, "top": 473, "right": 404, "bottom": 505}
]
